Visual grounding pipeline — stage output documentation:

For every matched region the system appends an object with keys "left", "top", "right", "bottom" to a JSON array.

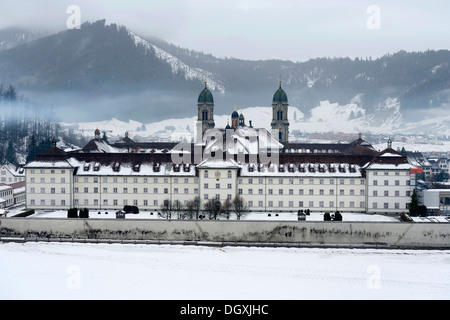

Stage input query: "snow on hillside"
[
  {"left": 60, "top": 97, "right": 449, "bottom": 152},
  {"left": 129, "top": 31, "right": 225, "bottom": 94}
]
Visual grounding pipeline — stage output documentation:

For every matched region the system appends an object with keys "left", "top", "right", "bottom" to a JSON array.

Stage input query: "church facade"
[{"left": 24, "top": 83, "right": 419, "bottom": 215}]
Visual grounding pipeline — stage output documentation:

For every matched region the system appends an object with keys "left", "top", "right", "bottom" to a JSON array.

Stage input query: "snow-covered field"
[{"left": 0, "top": 242, "right": 449, "bottom": 300}]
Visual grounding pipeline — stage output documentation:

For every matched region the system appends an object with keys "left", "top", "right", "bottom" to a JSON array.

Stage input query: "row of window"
[
  {"left": 372, "top": 171, "right": 406, "bottom": 176},
  {"left": 29, "top": 169, "right": 66, "bottom": 174},
  {"left": 372, "top": 202, "right": 407, "bottom": 209},
  {"left": 30, "top": 187, "right": 201, "bottom": 195},
  {"left": 30, "top": 177, "right": 201, "bottom": 184},
  {"left": 238, "top": 178, "right": 366, "bottom": 185},
  {"left": 28, "top": 175, "right": 411, "bottom": 186},
  {"left": 0, "top": 189, "right": 13, "bottom": 197},
  {"left": 373, "top": 190, "right": 412, "bottom": 197},
  {"left": 28, "top": 197, "right": 408, "bottom": 210},
  {"left": 372, "top": 180, "right": 410, "bottom": 186},
  {"left": 30, "top": 186, "right": 411, "bottom": 198},
  {"left": 238, "top": 188, "right": 366, "bottom": 196}
]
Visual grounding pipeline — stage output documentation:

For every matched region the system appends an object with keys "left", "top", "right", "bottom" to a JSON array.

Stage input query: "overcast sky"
[{"left": 1, "top": 0, "right": 449, "bottom": 61}]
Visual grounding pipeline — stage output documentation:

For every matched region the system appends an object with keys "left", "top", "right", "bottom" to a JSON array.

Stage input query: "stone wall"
[{"left": 1, "top": 218, "right": 449, "bottom": 248}]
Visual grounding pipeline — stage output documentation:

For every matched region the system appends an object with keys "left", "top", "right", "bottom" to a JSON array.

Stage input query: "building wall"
[
  {"left": 366, "top": 169, "right": 413, "bottom": 214},
  {"left": 0, "top": 164, "right": 25, "bottom": 184},
  {"left": 0, "top": 186, "right": 14, "bottom": 208},
  {"left": 26, "top": 167, "right": 73, "bottom": 210},
  {"left": 239, "top": 176, "right": 366, "bottom": 212},
  {"left": 25, "top": 165, "right": 415, "bottom": 214}
]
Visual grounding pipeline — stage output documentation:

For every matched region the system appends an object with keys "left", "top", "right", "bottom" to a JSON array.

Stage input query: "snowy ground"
[
  {"left": 27, "top": 209, "right": 449, "bottom": 223},
  {"left": 0, "top": 242, "right": 449, "bottom": 300}
]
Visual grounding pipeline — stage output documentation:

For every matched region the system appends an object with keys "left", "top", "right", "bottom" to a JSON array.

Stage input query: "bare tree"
[
  {"left": 222, "top": 198, "right": 232, "bottom": 220},
  {"left": 161, "top": 199, "right": 173, "bottom": 220},
  {"left": 232, "top": 195, "right": 248, "bottom": 220},
  {"left": 173, "top": 200, "right": 184, "bottom": 219},
  {"left": 204, "top": 199, "right": 222, "bottom": 220}
]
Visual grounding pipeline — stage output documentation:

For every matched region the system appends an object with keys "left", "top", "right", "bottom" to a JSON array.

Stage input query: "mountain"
[
  {"left": 0, "top": 27, "right": 48, "bottom": 52},
  {"left": 0, "top": 20, "right": 449, "bottom": 125}
]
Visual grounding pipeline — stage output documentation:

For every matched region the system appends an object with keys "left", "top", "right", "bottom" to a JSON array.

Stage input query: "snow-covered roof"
[
  {"left": 240, "top": 162, "right": 363, "bottom": 177},
  {"left": 69, "top": 159, "right": 196, "bottom": 177},
  {"left": 24, "top": 160, "right": 73, "bottom": 169},
  {"left": 363, "top": 163, "right": 416, "bottom": 170},
  {"left": 197, "top": 158, "right": 240, "bottom": 169}
]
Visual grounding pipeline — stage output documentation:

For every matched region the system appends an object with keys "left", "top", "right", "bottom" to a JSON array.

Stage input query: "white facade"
[
  {"left": 0, "top": 185, "right": 14, "bottom": 208},
  {"left": 24, "top": 152, "right": 419, "bottom": 214},
  {"left": 0, "top": 164, "right": 25, "bottom": 184}
]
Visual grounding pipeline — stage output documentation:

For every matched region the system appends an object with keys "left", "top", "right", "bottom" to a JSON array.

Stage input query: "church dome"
[
  {"left": 198, "top": 83, "right": 214, "bottom": 104},
  {"left": 273, "top": 83, "right": 288, "bottom": 103},
  {"left": 231, "top": 105, "right": 239, "bottom": 119}
]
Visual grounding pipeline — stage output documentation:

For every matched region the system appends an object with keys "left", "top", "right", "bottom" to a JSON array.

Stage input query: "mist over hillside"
[{"left": 0, "top": 20, "right": 449, "bottom": 127}]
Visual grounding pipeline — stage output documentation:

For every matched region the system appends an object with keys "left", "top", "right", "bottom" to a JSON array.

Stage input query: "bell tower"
[
  {"left": 197, "top": 80, "right": 215, "bottom": 137},
  {"left": 271, "top": 80, "right": 289, "bottom": 144}
]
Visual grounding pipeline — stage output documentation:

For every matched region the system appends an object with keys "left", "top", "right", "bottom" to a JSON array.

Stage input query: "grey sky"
[{"left": 1, "top": 0, "right": 449, "bottom": 61}]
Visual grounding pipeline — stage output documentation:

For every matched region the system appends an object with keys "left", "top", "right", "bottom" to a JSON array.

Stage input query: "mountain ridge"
[{"left": 0, "top": 20, "right": 448, "bottom": 124}]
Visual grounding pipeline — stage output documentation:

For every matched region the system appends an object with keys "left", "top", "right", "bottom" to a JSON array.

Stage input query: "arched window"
[
  {"left": 279, "top": 132, "right": 283, "bottom": 141},
  {"left": 277, "top": 110, "right": 283, "bottom": 120},
  {"left": 202, "top": 110, "right": 208, "bottom": 120}
]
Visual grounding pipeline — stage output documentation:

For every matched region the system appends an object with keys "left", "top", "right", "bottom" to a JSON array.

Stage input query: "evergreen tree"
[
  {"left": 5, "top": 141, "right": 17, "bottom": 164},
  {"left": 26, "top": 135, "right": 38, "bottom": 163},
  {"left": 408, "top": 189, "right": 420, "bottom": 216}
]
